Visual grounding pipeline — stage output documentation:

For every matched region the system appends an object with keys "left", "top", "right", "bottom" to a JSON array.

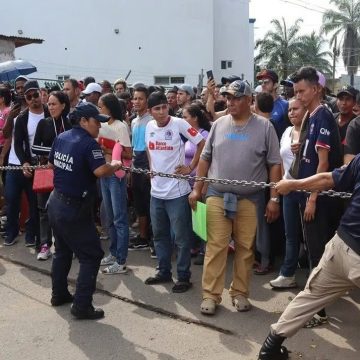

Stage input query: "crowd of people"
[{"left": 0, "top": 65, "right": 360, "bottom": 358}]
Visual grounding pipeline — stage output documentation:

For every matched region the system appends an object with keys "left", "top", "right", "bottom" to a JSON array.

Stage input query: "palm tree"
[
  {"left": 322, "top": 0, "right": 360, "bottom": 85},
  {"left": 297, "top": 31, "right": 333, "bottom": 75},
  {"left": 255, "top": 17, "right": 304, "bottom": 79}
]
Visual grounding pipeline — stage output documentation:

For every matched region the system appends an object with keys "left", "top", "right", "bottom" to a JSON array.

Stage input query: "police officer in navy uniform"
[{"left": 47, "top": 103, "right": 123, "bottom": 320}]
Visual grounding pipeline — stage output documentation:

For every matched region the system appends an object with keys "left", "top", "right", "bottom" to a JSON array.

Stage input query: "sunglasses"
[
  {"left": 259, "top": 79, "right": 272, "bottom": 85},
  {"left": 25, "top": 91, "right": 40, "bottom": 101}
]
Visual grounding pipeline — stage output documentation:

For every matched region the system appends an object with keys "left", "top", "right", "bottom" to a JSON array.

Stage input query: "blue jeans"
[
  {"left": 100, "top": 176, "right": 129, "bottom": 265},
  {"left": 38, "top": 192, "right": 52, "bottom": 246},
  {"left": 280, "top": 194, "right": 301, "bottom": 277},
  {"left": 150, "top": 194, "right": 192, "bottom": 281},
  {"left": 5, "top": 168, "right": 39, "bottom": 243}
]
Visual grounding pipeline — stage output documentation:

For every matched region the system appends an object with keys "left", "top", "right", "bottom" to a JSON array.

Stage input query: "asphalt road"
[{"left": 1, "top": 238, "right": 360, "bottom": 360}]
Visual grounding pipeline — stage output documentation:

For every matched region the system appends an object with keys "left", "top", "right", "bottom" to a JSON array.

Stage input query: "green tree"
[
  {"left": 322, "top": 0, "right": 360, "bottom": 85},
  {"left": 298, "top": 31, "right": 333, "bottom": 75},
  {"left": 255, "top": 17, "right": 304, "bottom": 79}
]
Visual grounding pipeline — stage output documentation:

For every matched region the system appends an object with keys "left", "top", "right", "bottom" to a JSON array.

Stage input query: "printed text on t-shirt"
[{"left": 148, "top": 141, "right": 174, "bottom": 151}]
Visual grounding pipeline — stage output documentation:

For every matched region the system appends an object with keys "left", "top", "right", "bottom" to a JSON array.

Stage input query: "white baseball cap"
[{"left": 82, "top": 82, "right": 102, "bottom": 95}]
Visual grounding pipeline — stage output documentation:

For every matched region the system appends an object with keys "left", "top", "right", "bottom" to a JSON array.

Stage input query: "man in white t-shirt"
[
  {"left": 5, "top": 80, "right": 49, "bottom": 247},
  {"left": 144, "top": 91, "right": 205, "bottom": 293}
]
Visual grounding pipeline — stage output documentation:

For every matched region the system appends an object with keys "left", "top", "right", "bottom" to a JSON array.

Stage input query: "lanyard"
[{"left": 52, "top": 117, "right": 65, "bottom": 136}]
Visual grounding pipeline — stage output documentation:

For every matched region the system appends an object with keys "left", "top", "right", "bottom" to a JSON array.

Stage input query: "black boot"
[
  {"left": 51, "top": 292, "right": 73, "bottom": 306},
  {"left": 71, "top": 304, "right": 104, "bottom": 320},
  {"left": 258, "top": 332, "right": 289, "bottom": 360}
]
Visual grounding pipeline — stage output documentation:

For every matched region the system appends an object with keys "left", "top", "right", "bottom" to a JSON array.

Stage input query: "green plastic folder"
[{"left": 192, "top": 201, "right": 207, "bottom": 242}]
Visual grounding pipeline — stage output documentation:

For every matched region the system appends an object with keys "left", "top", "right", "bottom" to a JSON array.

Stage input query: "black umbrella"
[{"left": 0, "top": 59, "right": 37, "bottom": 82}]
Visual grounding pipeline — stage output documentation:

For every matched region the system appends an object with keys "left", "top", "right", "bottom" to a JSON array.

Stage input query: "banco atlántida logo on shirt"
[{"left": 148, "top": 141, "right": 174, "bottom": 151}]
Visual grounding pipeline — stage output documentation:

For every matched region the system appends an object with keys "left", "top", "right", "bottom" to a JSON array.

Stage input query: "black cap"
[
  {"left": 24, "top": 80, "right": 40, "bottom": 94},
  {"left": 221, "top": 75, "right": 241, "bottom": 85},
  {"left": 337, "top": 85, "right": 358, "bottom": 100},
  {"left": 280, "top": 77, "right": 294, "bottom": 88},
  {"left": 167, "top": 86, "right": 178, "bottom": 94},
  {"left": 71, "top": 103, "right": 110, "bottom": 123}
]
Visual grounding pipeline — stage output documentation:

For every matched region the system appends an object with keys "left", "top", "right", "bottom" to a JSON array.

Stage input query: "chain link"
[
  {"left": 0, "top": 164, "right": 50, "bottom": 171},
  {"left": 0, "top": 164, "right": 352, "bottom": 199},
  {"left": 120, "top": 166, "right": 353, "bottom": 199}
]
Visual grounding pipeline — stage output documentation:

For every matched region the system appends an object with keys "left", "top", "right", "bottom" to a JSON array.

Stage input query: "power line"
[
  {"left": 279, "top": 0, "right": 326, "bottom": 14},
  {"left": 294, "top": 0, "right": 329, "bottom": 11}
]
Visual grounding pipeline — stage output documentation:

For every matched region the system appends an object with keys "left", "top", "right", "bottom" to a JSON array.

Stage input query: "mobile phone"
[{"left": 206, "top": 70, "right": 214, "bottom": 80}]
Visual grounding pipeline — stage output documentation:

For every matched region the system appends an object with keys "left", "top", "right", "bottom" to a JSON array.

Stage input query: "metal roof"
[{"left": 0, "top": 34, "right": 44, "bottom": 48}]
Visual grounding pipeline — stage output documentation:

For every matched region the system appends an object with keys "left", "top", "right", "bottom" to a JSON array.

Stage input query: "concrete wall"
[
  {"left": 0, "top": 40, "right": 15, "bottom": 62},
  {"left": 2, "top": 0, "right": 252, "bottom": 86},
  {"left": 212, "top": 0, "right": 251, "bottom": 83}
]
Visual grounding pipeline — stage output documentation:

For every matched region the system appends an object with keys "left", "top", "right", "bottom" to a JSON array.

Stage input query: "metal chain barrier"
[
  {"left": 0, "top": 164, "right": 352, "bottom": 199},
  {"left": 0, "top": 165, "right": 50, "bottom": 171},
  {"left": 120, "top": 165, "right": 353, "bottom": 200}
]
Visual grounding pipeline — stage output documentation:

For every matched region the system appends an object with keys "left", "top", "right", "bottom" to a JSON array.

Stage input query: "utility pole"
[
  {"left": 332, "top": 37, "right": 339, "bottom": 93},
  {"left": 125, "top": 70, "right": 132, "bottom": 81},
  {"left": 198, "top": 69, "right": 204, "bottom": 95}
]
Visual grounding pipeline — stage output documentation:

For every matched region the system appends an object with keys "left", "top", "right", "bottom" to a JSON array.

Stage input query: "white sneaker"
[
  {"left": 102, "top": 262, "right": 127, "bottom": 275},
  {"left": 100, "top": 254, "right": 116, "bottom": 266},
  {"left": 270, "top": 275, "right": 297, "bottom": 289},
  {"left": 37, "top": 244, "right": 52, "bottom": 261}
]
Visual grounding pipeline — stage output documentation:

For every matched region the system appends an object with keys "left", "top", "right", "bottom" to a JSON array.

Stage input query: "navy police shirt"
[
  {"left": 333, "top": 154, "right": 360, "bottom": 255},
  {"left": 298, "top": 105, "right": 342, "bottom": 180},
  {"left": 49, "top": 127, "right": 106, "bottom": 198}
]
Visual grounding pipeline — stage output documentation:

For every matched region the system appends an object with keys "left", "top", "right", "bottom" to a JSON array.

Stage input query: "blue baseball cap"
[
  {"left": 280, "top": 76, "right": 294, "bottom": 88},
  {"left": 72, "top": 103, "right": 110, "bottom": 122}
]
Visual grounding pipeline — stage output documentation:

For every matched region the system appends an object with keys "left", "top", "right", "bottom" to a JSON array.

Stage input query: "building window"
[
  {"left": 154, "top": 76, "right": 185, "bottom": 85},
  {"left": 57, "top": 75, "right": 70, "bottom": 81},
  {"left": 221, "top": 60, "right": 233, "bottom": 70},
  {"left": 170, "top": 76, "right": 185, "bottom": 84},
  {"left": 154, "top": 76, "right": 169, "bottom": 85}
]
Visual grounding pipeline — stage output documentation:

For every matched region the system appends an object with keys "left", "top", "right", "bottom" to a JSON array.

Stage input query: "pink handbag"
[{"left": 112, "top": 142, "right": 132, "bottom": 178}]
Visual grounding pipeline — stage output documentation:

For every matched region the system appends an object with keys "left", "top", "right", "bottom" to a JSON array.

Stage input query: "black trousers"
[
  {"left": 47, "top": 191, "right": 104, "bottom": 309},
  {"left": 300, "top": 197, "right": 342, "bottom": 271}
]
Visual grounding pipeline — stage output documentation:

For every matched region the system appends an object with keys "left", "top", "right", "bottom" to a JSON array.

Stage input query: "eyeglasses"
[
  {"left": 25, "top": 91, "right": 40, "bottom": 101},
  {"left": 259, "top": 79, "right": 272, "bottom": 85}
]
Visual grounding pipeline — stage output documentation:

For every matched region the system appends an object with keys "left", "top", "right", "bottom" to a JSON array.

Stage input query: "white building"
[{"left": 3, "top": 0, "right": 254, "bottom": 87}]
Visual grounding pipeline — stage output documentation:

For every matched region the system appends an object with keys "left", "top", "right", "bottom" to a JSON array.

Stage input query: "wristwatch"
[{"left": 270, "top": 197, "right": 280, "bottom": 203}]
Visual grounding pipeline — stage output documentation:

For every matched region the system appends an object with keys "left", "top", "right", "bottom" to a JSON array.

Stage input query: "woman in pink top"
[
  {"left": 182, "top": 102, "right": 211, "bottom": 265},
  {"left": 0, "top": 86, "right": 11, "bottom": 164}
]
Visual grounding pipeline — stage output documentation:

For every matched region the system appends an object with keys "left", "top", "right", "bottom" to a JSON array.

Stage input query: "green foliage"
[
  {"left": 322, "top": 0, "right": 360, "bottom": 84},
  {"left": 298, "top": 32, "right": 333, "bottom": 74},
  {"left": 255, "top": 17, "right": 304, "bottom": 79},
  {"left": 255, "top": 17, "right": 332, "bottom": 79}
]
